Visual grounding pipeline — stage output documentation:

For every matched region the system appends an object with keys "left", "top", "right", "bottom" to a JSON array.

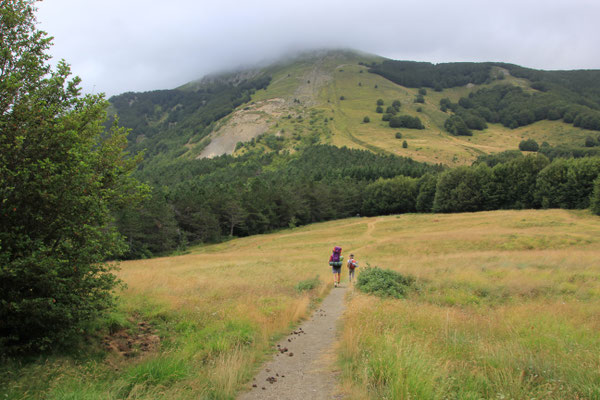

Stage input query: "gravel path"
[{"left": 238, "top": 285, "right": 347, "bottom": 400}]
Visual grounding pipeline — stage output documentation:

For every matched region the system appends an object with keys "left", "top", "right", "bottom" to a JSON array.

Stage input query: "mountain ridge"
[{"left": 108, "top": 49, "right": 600, "bottom": 167}]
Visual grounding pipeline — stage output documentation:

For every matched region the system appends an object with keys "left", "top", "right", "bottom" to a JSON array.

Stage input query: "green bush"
[
  {"left": 377, "top": 99, "right": 384, "bottom": 106},
  {"left": 356, "top": 267, "right": 415, "bottom": 299},
  {"left": 363, "top": 116, "right": 370, "bottom": 123},
  {"left": 519, "top": 138, "right": 540, "bottom": 152},
  {"left": 395, "top": 132, "right": 402, "bottom": 139},
  {"left": 295, "top": 276, "right": 321, "bottom": 292}
]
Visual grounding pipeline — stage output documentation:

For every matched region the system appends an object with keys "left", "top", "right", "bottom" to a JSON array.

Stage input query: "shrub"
[
  {"left": 377, "top": 99, "right": 384, "bottom": 106},
  {"left": 363, "top": 116, "right": 370, "bottom": 123},
  {"left": 444, "top": 115, "right": 472, "bottom": 136},
  {"left": 295, "top": 276, "right": 321, "bottom": 292},
  {"left": 395, "top": 132, "right": 402, "bottom": 139},
  {"left": 414, "top": 95, "right": 425, "bottom": 104},
  {"left": 418, "top": 88, "right": 427, "bottom": 95},
  {"left": 392, "top": 100, "right": 402, "bottom": 110},
  {"left": 389, "top": 115, "right": 424, "bottom": 129},
  {"left": 402, "top": 140, "right": 408, "bottom": 148},
  {"left": 340, "top": 96, "right": 345, "bottom": 100},
  {"left": 376, "top": 106, "right": 384, "bottom": 113},
  {"left": 519, "top": 139, "right": 540, "bottom": 152},
  {"left": 356, "top": 267, "right": 415, "bottom": 299}
]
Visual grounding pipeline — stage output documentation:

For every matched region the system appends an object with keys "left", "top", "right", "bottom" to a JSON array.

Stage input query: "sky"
[{"left": 36, "top": 0, "right": 600, "bottom": 97}]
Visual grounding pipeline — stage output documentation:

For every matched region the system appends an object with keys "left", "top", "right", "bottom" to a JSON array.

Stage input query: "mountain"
[{"left": 109, "top": 49, "right": 600, "bottom": 167}]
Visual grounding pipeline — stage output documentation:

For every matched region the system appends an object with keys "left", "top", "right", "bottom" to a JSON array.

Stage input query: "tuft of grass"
[{"left": 295, "top": 276, "right": 321, "bottom": 292}]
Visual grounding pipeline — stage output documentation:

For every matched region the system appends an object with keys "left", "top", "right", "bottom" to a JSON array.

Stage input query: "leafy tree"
[
  {"left": 519, "top": 139, "right": 540, "bottom": 152},
  {"left": 389, "top": 115, "right": 424, "bottom": 129},
  {"left": 585, "top": 136, "right": 598, "bottom": 147},
  {"left": 416, "top": 173, "right": 438, "bottom": 212},
  {"left": 488, "top": 155, "right": 550, "bottom": 209},
  {"left": 395, "top": 132, "right": 402, "bottom": 139},
  {"left": 361, "top": 176, "right": 418, "bottom": 216},
  {"left": 377, "top": 99, "right": 384, "bottom": 106},
  {"left": 363, "top": 116, "right": 370, "bottom": 123},
  {"left": 402, "top": 140, "right": 408, "bottom": 148},
  {"left": 0, "top": 0, "right": 146, "bottom": 353},
  {"left": 414, "top": 94, "right": 425, "bottom": 103},
  {"left": 385, "top": 106, "right": 397, "bottom": 115},
  {"left": 392, "top": 100, "right": 402, "bottom": 110},
  {"left": 432, "top": 165, "right": 493, "bottom": 212},
  {"left": 418, "top": 88, "right": 427, "bottom": 95},
  {"left": 535, "top": 158, "right": 600, "bottom": 209},
  {"left": 375, "top": 106, "right": 383, "bottom": 113},
  {"left": 444, "top": 115, "right": 472, "bottom": 136}
]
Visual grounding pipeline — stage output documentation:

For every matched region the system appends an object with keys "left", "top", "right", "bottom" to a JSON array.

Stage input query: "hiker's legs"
[
  {"left": 332, "top": 267, "right": 341, "bottom": 286},
  {"left": 348, "top": 269, "right": 354, "bottom": 283}
]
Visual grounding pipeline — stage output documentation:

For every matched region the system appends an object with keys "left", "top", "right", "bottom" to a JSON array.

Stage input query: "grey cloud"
[{"left": 36, "top": 0, "right": 600, "bottom": 96}]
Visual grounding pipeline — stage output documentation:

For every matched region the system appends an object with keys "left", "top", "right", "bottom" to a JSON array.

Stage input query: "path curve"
[{"left": 238, "top": 285, "right": 347, "bottom": 400}]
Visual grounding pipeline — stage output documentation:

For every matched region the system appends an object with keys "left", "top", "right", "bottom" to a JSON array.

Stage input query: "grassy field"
[
  {"left": 338, "top": 210, "right": 600, "bottom": 399},
  {"left": 2, "top": 209, "right": 599, "bottom": 399}
]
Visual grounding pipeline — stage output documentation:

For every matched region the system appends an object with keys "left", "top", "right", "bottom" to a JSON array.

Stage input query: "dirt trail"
[{"left": 238, "top": 285, "right": 347, "bottom": 400}]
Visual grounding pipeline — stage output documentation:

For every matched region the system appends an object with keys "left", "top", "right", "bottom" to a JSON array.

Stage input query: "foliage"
[
  {"left": 356, "top": 267, "right": 415, "bottom": 299},
  {"left": 519, "top": 138, "right": 540, "bottom": 152},
  {"left": 536, "top": 157, "right": 600, "bottom": 209},
  {"left": 118, "top": 146, "right": 441, "bottom": 257},
  {"left": 432, "top": 165, "right": 493, "bottom": 213},
  {"left": 294, "top": 276, "right": 321, "bottom": 292},
  {"left": 368, "top": 61, "right": 493, "bottom": 89},
  {"left": 361, "top": 176, "right": 418, "bottom": 216},
  {"left": 415, "top": 173, "right": 438, "bottom": 212},
  {"left": 389, "top": 115, "right": 424, "bottom": 129},
  {"left": 395, "top": 132, "right": 402, "bottom": 139},
  {"left": 591, "top": 177, "right": 600, "bottom": 215},
  {"left": 363, "top": 116, "right": 370, "bottom": 123},
  {"left": 444, "top": 115, "right": 473, "bottom": 136},
  {"left": 0, "top": 0, "right": 146, "bottom": 353}
]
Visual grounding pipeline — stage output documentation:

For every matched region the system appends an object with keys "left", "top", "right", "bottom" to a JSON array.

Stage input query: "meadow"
[
  {"left": 1, "top": 209, "right": 599, "bottom": 399},
  {"left": 339, "top": 210, "right": 600, "bottom": 399}
]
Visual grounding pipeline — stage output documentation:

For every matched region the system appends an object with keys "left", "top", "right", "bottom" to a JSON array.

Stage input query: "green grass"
[{"left": 247, "top": 53, "right": 596, "bottom": 166}]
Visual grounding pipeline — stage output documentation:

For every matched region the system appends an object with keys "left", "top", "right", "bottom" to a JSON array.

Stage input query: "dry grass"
[
  {"left": 3, "top": 209, "right": 599, "bottom": 399},
  {"left": 338, "top": 210, "right": 600, "bottom": 399}
]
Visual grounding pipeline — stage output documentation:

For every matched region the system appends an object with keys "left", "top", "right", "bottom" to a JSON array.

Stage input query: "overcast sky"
[{"left": 36, "top": 0, "right": 600, "bottom": 97}]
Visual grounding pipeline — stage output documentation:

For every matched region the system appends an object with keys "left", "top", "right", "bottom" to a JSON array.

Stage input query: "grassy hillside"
[
  {"left": 108, "top": 50, "right": 600, "bottom": 167},
  {"left": 248, "top": 57, "right": 595, "bottom": 166},
  {"left": 3, "top": 209, "right": 599, "bottom": 399}
]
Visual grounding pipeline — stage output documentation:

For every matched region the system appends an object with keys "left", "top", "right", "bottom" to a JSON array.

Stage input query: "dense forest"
[
  {"left": 116, "top": 143, "right": 600, "bottom": 259},
  {"left": 117, "top": 146, "right": 442, "bottom": 258}
]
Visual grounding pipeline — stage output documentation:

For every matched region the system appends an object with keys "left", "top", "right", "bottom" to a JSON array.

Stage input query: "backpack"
[
  {"left": 348, "top": 258, "right": 357, "bottom": 269},
  {"left": 331, "top": 246, "right": 342, "bottom": 262}
]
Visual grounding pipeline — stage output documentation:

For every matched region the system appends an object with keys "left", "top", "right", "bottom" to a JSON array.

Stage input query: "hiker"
[
  {"left": 347, "top": 253, "right": 358, "bottom": 284},
  {"left": 329, "top": 246, "right": 343, "bottom": 287}
]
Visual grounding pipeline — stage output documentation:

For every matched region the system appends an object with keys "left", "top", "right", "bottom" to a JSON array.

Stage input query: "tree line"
[
  {"left": 116, "top": 146, "right": 600, "bottom": 259},
  {"left": 440, "top": 85, "right": 600, "bottom": 135}
]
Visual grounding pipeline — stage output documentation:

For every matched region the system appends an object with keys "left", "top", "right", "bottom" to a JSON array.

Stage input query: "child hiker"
[
  {"left": 347, "top": 253, "right": 358, "bottom": 284},
  {"left": 329, "top": 246, "right": 343, "bottom": 287}
]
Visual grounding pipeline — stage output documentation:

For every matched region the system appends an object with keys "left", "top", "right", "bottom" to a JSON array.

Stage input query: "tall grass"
[
  {"left": 338, "top": 210, "right": 600, "bottom": 399},
  {"left": 2, "top": 210, "right": 599, "bottom": 399}
]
